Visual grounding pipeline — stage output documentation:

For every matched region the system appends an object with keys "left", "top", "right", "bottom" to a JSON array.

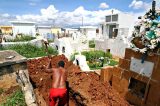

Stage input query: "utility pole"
[{"left": 82, "top": 16, "right": 84, "bottom": 26}]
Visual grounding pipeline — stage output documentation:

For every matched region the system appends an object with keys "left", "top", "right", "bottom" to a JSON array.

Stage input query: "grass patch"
[
  {"left": 108, "top": 59, "right": 118, "bottom": 66},
  {"left": 0, "top": 44, "right": 58, "bottom": 58},
  {"left": 6, "top": 35, "right": 35, "bottom": 42},
  {"left": 89, "top": 40, "right": 95, "bottom": 48},
  {"left": 70, "top": 51, "right": 118, "bottom": 70},
  {"left": 0, "top": 90, "right": 26, "bottom": 106}
]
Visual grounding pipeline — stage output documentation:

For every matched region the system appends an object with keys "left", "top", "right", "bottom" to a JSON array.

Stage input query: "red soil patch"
[{"left": 27, "top": 55, "right": 129, "bottom": 106}]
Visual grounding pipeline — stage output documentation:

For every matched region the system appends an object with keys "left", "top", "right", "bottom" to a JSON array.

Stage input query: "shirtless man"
[{"left": 45, "top": 59, "right": 68, "bottom": 106}]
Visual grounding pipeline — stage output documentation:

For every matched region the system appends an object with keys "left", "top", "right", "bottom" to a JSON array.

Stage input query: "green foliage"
[
  {"left": 82, "top": 50, "right": 105, "bottom": 61},
  {"left": 48, "top": 39, "right": 54, "bottom": 43},
  {"left": 0, "top": 90, "right": 26, "bottom": 106},
  {"left": 0, "top": 44, "right": 58, "bottom": 58},
  {"left": 105, "top": 52, "right": 112, "bottom": 59},
  {"left": 108, "top": 59, "right": 118, "bottom": 66},
  {"left": 89, "top": 40, "right": 95, "bottom": 48},
  {"left": 6, "top": 35, "right": 36, "bottom": 42},
  {"left": 70, "top": 52, "right": 79, "bottom": 61}
]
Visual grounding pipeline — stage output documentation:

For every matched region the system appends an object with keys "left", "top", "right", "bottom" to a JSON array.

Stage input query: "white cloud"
[
  {"left": 99, "top": 3, "right": 109, "bottom": 9},
  {"left": 0, "top": 5, "right": 120, "bottom": 26},
  {"left": 129, "top": 0, "right": 150, "bottom": 10}
]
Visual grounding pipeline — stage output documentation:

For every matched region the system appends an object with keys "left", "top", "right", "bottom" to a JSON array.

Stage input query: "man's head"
[{"left": 58, "top": 61, "right": 65, "bottom": 68}]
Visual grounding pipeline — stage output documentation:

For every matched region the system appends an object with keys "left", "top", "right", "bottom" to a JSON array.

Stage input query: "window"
[
  {"left": 76, "top": 59, "right": 79, "bottom": 66},
  {"left": 62, "top": 47, "right": 65, "bottom": 53},
  {"left": 56, "top": 45, "right": 58, "bottom": 50},
  {"left": 106, "top": 16, "right": 111, "bottom": 22},
  {"left": 112, "top": 14, "right": 118, "bottom": 21}
]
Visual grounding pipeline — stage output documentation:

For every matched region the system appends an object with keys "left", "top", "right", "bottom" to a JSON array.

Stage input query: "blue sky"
[
  {"left": 0, "top": 0, "right": 158, "bottom": 26},
  {"left": 0, "top": 0, "right": 152, "bottom": 15}
]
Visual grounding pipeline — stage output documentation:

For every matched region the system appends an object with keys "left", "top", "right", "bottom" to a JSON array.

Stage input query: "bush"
[
  {"left": 6, "top": 35, "right": 36, "bottom": 42},
  {"left": 0, "top": 44, "right": 58, "bottom": 58},
  {"left": 89, "top": 40, "right": 95, "bottom": 48}
]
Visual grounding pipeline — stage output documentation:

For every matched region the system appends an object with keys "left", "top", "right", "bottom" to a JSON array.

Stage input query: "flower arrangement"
[{"left": 130, "top": 0, "right": 160, "bottom": 54}]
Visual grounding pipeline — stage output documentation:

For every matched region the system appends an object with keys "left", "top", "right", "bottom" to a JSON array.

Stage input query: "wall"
[
  {"left": 1, "top": 39, "right": 43, "bottom": 47},
  {"left": 51, "top": 28, "right": 61, "bottom": 35},
  {"left": 95, "top": 38, "right": 128, "bottom": 58},
  {"left": 12, "top": 23, "right": 36, "bottom": 37},
  {"left": 37, "top": 27, "right": 51, "bottom": 37}
]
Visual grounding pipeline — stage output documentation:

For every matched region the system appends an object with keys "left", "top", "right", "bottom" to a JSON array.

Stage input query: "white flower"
[{"left": 140, "top": 48, "right": 147, "bottom": 53}]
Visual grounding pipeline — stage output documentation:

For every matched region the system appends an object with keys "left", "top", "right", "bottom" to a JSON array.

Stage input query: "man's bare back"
[
  {"left": 52, "top": 67, "right": 67, "bottom": 88},
  {"left": 45, "top": 60, "right": 68, "bottom": 106}
]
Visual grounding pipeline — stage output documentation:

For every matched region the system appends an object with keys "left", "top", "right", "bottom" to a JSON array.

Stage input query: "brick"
[
  {"left": 125, "top": 91, "right": 143, "bottom": 106},
  {"left": 118, "top": 58, "right": 130, "bottom": 70},
  {"left": 124, "top": 48, "right": 159, "bottom": 65},
  {"left": 112, "top": 67, "right": 123, "bottom": 78},
  {"left": 100, "top": 66, "right": 113, "bottom": 82},
  {"left": 146, "top": 82, "right": 160, "bottom": 105},
  {"left": 151, "top": 56, "right": 160, "bottom": 82},
  {"left": 112, "top": 76, "right": 121, "bottom": 91}
]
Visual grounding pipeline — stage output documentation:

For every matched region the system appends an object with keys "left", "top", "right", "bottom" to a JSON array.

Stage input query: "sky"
[{"left": 0, "top": 0, "right": 159, "bottom": 27}]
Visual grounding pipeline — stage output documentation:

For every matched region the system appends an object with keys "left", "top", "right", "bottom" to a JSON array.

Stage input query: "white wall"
[
  {"left": 80, "top": 28, "right": 97, "bottom": 40},
  {"left": 37, "top": 27, "right": 51, "bottom": 37},
  {"left": 95, "top": 38, "right": 129, "bottom": 58},
  {"left": 12, "top": 23, "right": 36, "bottom": 37}
]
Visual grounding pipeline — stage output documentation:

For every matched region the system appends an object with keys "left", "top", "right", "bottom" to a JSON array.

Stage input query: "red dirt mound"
[{"left": 27, "top": 55, "right": 130, "bottom": 106}]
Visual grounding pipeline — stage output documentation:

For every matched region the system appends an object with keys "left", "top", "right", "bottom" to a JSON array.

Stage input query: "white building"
[
  {"left": 36, "top": 26, "right": 52, "bottom": 39},
  {"left": 95, "top": 12, "right": 134, "bottom": 58},
  {"left": 51, "top": 33, "right": 89, "bottom": 59},
  {"left": 80, "top": 26, "right": 98, "bottom": 40},
  {"left": 62, "top": 28, "right": 79, "bottom": 35},
  {"left": 11, "top": 21, "right": 36, "bottom": 37}
]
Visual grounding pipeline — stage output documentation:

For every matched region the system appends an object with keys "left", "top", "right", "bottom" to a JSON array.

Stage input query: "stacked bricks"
[{"left": 101, "top": 48, "right": 160, "bottom": 106}]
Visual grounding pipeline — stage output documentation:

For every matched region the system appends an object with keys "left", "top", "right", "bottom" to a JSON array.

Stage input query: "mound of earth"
[{"left": 27, "top": 55, "right": 130, "bottom": 106}]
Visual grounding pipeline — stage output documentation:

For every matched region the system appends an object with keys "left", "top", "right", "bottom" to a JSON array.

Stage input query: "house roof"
[{"left": 10, "top": 21, "right": 36, "bottom": 24}]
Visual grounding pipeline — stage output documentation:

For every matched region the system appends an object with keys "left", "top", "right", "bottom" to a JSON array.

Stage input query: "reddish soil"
[{"left": 27, "top": 55, "right": 130, "bottom": 106}]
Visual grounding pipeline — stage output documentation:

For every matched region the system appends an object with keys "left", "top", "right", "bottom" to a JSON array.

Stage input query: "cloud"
[
  {"left": 129, "top": 0, "right": 150, "bottom": 10},
  {"left": 0, "top": 5, "right": 120, "bottom": 27},
  {"left": 99, "top": 3, "right": 109, "bottom": 9}
]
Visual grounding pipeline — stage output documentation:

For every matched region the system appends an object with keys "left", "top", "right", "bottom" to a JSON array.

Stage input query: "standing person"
[{"left": 44, "top": 59, "right": 68, "bottom": 106}]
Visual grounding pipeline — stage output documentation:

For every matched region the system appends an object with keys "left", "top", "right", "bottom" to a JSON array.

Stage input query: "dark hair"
[{"left": 58, "top": 61, "right": 65, "bottom": 68}]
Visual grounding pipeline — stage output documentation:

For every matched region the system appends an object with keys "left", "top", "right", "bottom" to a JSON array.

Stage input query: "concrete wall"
[
  {"left": 1, "top": 39, "right": 43, "bottom": 47},
  {"left": 12, "top": 23, "right": 36, "bottom": 37},
  {"left": 95, "top": 38, "right": 128, "bottom": 58},
  {"left": 37, "top": 27, "right": 51, "bottom": 37}
]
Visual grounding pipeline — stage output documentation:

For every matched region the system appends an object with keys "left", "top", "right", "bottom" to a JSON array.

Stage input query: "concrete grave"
[{"left": 130, "top": 57, "right": 154, "bottom": 77}]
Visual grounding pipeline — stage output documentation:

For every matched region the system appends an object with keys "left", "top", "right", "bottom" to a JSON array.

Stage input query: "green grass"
[
  {"left": 0, "top": 90, "right": 26, "bottom": 106},
  {"left": 89, "top": 40, "right": 95, "bottom": 48},
  {"left": 70, "top": 51, "right": 118, "bottom": 70},
  {"left": 0, "top": 44, "right": 58, "bottom": 58},
  {"left": 6, "top": 35, "right": 35, "bottom": 42},
  {"left": 108, "top": 59, "right": 118, "bottom": 66}
]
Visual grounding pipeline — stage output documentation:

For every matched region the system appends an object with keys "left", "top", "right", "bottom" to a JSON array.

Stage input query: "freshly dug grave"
[{"left": 27, "top": 55, "right": 129, "bottom": 106}]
